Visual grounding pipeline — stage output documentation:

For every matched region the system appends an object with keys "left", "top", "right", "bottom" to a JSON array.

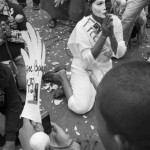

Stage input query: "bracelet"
[{"left": 51, "top": 139, "right": 74, "bottom": 149}]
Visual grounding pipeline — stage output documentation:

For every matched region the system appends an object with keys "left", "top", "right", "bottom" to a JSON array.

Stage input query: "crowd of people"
[{"left": 0, "top": 0, "right": 150, "bottom": 150}]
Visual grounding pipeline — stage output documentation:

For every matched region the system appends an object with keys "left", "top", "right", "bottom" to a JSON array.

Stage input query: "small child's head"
[
  {"left": 95, "top": 61, "right": 150, "bottom": 150},
  {"left": 30, "top": 132, "right": 50, "bottom": 150}
]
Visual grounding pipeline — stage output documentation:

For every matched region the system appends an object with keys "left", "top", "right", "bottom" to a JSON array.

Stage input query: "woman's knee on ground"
[{"left": 68, "top": 95, "right": 95, "bottom": 114}]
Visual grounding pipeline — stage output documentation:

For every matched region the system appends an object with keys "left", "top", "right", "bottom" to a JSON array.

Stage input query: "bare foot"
[
  {"left": 42, "top": 69, "right": 66, "bottom": 85},
  {"left": 52, "top": 69, "right": 67, "bottom": 85}
]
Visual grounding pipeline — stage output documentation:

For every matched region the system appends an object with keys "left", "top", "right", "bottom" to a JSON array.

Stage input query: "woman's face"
[
  {"left": 91, "top": 0, "right": 107, "bottom": 18},
  {"left": 0, "top": 0, "right": 5, "bottom": 12}
]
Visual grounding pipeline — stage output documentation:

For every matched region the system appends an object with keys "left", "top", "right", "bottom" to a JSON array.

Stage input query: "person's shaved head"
[{"left": 96, "top": 61, "right": 150, "bottom": 150}]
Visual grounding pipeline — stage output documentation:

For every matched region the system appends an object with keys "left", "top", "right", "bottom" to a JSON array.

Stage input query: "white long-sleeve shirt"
[{"left": 68, "top": 15, "right": 126, "bottom": 83}]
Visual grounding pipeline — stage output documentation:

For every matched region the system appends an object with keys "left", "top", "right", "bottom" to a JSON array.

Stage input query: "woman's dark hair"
[
  {"left": 86, "top": 0, "right": 112, "bottom": 13},
  {"left": 86, "top": 0, "right": 96, "bottom": 6},
  {"left": 0, "top": 63, "right": 11, "bottom": 89}
]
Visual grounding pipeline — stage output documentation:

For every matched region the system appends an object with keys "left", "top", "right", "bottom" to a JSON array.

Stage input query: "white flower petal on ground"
[
  {"left": 51, "top": 84, "right": 58, "bottom": 90},
  {"left": 65, "top": 128, "right": 68, "bottom": 132},
  {"left": 74, "top": 125, "right": 77, "bottom": 131},
  {"left": 52, "top": 62, "right": 59, "bottom": 65},
  {"left": 41, "top": 83, "right": 50, "bottom": 90},
  {"left": 54, "top": 99, "right": 63, "bottom": 105},
  {"left": 83, "top": 115, "right": 87, "bottom": 119},
  {"left": 91, "top": 125, "right": 94, "bottom": 130},
  {"left": 75, "top": 131, "right": 80, "bottom": 135}
]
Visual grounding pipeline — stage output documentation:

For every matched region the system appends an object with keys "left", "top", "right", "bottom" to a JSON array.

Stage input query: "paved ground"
[
  {"left": 22, "top": 0, "right": 100, "bottom": 143},
  {"left": 4, "top": 0, "right": 150, "bottom": 149},
  {"left": 24, "top": 2, "right": 150, "bottom": 143},
  {"left": 23, "top": 0, "right": 150, "bottom": 146}
]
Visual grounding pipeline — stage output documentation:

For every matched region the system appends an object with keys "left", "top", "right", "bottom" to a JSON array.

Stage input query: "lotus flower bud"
[
  {"left": 30, "top": 132, "right": 50, "bottom": 150},
  {"left": 15, "top": 14, "right": 24, "bottom": 23}
]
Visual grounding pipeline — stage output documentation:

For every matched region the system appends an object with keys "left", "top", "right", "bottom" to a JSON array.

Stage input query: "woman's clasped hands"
[{"left": 102, "top": 14, "right": 114, "bottom": 38}]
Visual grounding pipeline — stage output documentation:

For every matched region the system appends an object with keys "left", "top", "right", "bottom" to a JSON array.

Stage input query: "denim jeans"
[{"left": 122, "top": 0, "right": 150, "bottom": 45}]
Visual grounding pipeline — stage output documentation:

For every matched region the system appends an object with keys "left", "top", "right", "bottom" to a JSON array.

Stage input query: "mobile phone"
[{"left": 42, "top": 112, "right": 52, "bottom": 135}]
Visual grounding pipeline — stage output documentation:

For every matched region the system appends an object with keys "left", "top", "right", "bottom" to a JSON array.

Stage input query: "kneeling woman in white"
[{"left": 51, "top": 0, "right": 126, "bottom": 114}]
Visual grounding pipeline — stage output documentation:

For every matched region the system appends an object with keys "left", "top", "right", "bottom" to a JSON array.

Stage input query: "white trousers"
[{"left": 68, "top": 58, "right": 111, "bottom": 114}]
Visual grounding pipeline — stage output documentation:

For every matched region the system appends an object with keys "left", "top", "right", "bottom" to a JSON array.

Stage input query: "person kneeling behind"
[{"left": 20, "top": 61, "right": 150, "bottom": 150}]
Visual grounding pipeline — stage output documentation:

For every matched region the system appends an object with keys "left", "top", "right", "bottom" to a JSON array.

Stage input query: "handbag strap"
[{"left": 5, "top": 41, "right": 18, "bottom": 76}]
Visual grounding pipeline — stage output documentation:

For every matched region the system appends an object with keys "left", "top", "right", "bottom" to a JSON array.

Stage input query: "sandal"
[
  {"left": 53, "top": 87, "right": 65, "bottom": 99},
  {"left": 42, "top": 65, "right": 66, "bottom": 83},
  {"left": 48, "top": 18, "right": 57, "bottom": 28}
]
